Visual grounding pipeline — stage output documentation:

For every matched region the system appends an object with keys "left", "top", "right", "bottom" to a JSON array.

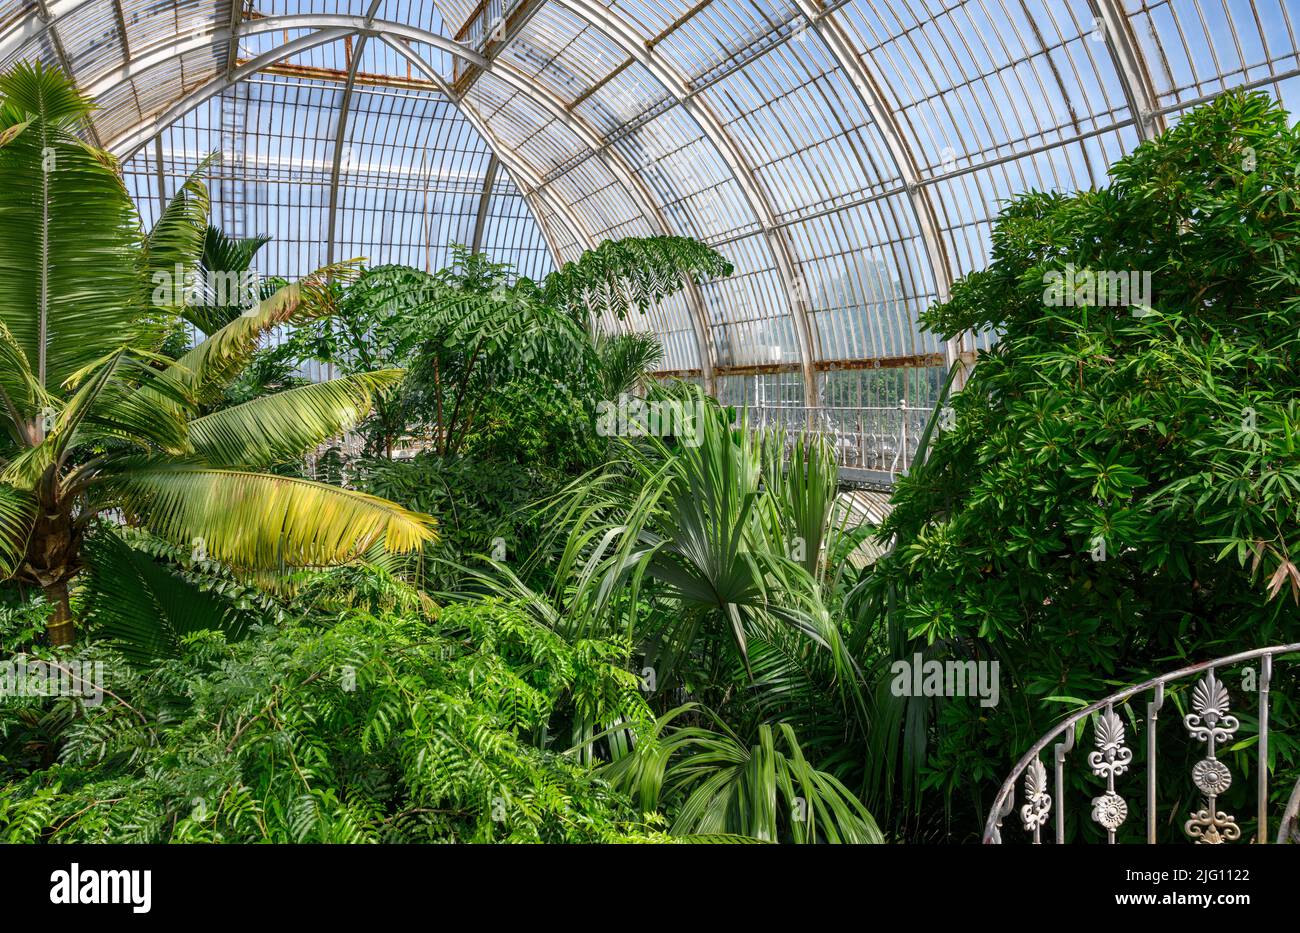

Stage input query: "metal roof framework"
[{"left": 2, "top": 0, "right": 1297, "bottom": 407}]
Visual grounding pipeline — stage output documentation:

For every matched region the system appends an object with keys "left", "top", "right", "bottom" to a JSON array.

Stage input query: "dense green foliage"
[
  {"left": 0, "top": 63, "right": 434, "bottom": 648},
  {"left": 6, "top": 60, "right": 1299, "bottom": 847},
  {"left": 0, "top": 596, "right": 663, "bottom": 843},
  {"left": 867, "top": 90, "right": 1300, "bottom": 839}
]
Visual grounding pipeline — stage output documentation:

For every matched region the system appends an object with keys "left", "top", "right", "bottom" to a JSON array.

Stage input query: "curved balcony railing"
[
  {"left": 745, "top": 403, "right": 935, "bottom": 479},
  {"left": 984, "top": 643, "right": 1300, "bottom": 844}
]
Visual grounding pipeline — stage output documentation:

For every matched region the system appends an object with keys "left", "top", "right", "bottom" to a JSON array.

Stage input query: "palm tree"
[
  {"left": 0, "top": 62, "right": 434, "bottom": 646},
  {"left": 600, "top": 704, "right": 883, "bottom": 842},
  {"left": 183, "top": 223, "right": 275, "bottom": 335},
  {"left": 592, "top": 330, "right": 664, "bottom": 400}
]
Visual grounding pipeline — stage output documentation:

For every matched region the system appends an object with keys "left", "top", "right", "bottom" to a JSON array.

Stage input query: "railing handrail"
[{"left": 983, "top": 642, "right": 1300, "bottom": 844}]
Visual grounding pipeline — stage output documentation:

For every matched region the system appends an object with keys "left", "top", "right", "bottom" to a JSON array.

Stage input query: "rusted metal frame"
[
  {"left": 451, "top": 0, "right": 548, "bottom": 99},
  {"left": 671, "top": 352, "right": 945, "bottom": 379},
  {"left": 249, "top": 59, "right": 441, "bottom": 92},
  {"left": 645, "top": 0, "right": 711, "bottom": 51},
  {"left": 225, "top": 0, "right": 244, "bottom": 75},
  {"left": 112, "top": 28, "right": 357, "bottom": 160},
  {"left": 564, "top": 57, "right": 632, "bottom": 112}
]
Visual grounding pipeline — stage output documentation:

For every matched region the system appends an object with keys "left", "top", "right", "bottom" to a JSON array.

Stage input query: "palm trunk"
[{"left": 43, "top": 580, "right": 74, "bottom": 647}]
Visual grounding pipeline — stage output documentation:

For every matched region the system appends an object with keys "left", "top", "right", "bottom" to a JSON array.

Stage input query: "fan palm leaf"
[
  {"left": 601, "top": 705, "right": 882, "bottom": 843},
  {"left": 142, "top": 156, "right": 215, "bottom": 316}
]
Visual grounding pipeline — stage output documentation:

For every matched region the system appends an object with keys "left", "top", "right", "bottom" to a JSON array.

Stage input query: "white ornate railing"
[
  {"left": 744, "top": 403, "right": 935, "bottom": 477},
  {"left": 984, "top": 644, "right": 1300, "bottom": 844}
]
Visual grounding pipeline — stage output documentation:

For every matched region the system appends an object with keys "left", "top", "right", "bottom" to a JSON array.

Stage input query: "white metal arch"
[
  {"left": 323, "top": 2, "right": 384, "bottom": 269},
  {"left": 0, "top": 0, "right": 1193, "bottom": 399},
  {"left": 99, "top": 22, "right": 597, "bottom": 285},
  {"left": 88, "top": 15, "right": 720, "bottom": 384},
  {"left": 546, "top": 0, "right": 821, "bottom": 407},
  {"left": 481, "top": 57, "right": 719, "bottom": 384},
  {"left": 791, "top": 0, "right": 957, "bottom": 371},
  {"left": 1089, "top": 0, "right": 1166, "bottom": 142}
]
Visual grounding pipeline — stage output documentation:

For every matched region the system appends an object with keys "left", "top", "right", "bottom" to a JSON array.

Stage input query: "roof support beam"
[
  {"left": 112, "top": 28, "right": 355, "bottom": 159},
  {"left": 91, "top": 14, "right": 715, "bottom": 385},
  {"left": 375, "top": 34, "right": 594, "bottom": 270},
  {"left": 450, "top": 0, "right": 548, "bottom": 100},
  {"left": 324, "top": 2, "right": 384, "bottom": 269},
  {"left": 33, "top": 0, "right": 106, "bottom": 148},
  {"left": 80, "top": 14, "right": 487, "bottom": 100},
  {"left": 1088, "top": 0, "right": 1165, "bottom": 141},
  {"left": 548, "top": 0, "right": 816, "bottom": 408},
  {"left": 470, "top": 152, "right": 500, "bottom": 254},
  {"left": 793, "top": 1, "right": 962, "bottom": 380},
  {"left": 484, "top": 59, "right": 717, "bottom": 386},
  {"left": 225, "top": 0, "right": 244, "bottom": 76},
  {"left": 102, "top": 21, "right": 578, "bottom": 261},
  {"left": 111, "top": 0, "right": 131, "bottom": 60}
]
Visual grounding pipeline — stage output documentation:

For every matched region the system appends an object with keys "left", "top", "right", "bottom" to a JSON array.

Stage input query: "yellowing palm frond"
[
  {"left": 111, "top": 465, "right": 436, "bottom": 569},
  {"left": 0, "top": 317, "right": 42, "bottom": 428},
  {"left": 0, "top": 438, "right": 53, "bottom": 486},
  {"left": 188, "top": 370, "right": 405, "bottom": 468}
]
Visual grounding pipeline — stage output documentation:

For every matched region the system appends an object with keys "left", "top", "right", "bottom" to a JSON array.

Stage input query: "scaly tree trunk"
[
  {"left": 24, "top": 489, "right": 81, "bottom": 647},
  {"left": 43, "top": 580, "right": 74, "bottom": 646}
]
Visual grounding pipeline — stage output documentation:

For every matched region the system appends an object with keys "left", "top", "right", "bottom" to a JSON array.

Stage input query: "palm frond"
[
  {"left": 189, "top": 370, "right": 404, "bottom": 468},
  {"left": 169, "top": 263, "right": 357, "bottom": 401},
  {"left": 602, "top": 706, "right": 881, "bottom": 843},
  {"left": 0, "top": 317, "right": 44, "bottom": 438},
  {"left": 142, "top": 154, "right": 214, "bottom": 316},
  {"left": 201, "top": 224, "right": 271, "bottom": 277},
  {"left": 0, "top": 62, "right": 145, "bottom": 390},
  {"left": 182, "top": 224, "right": 274, "bottom": 334},
  {"left": 109, "top": 464, "right": 436, "bottom": 569},
  {"left": 0, "top": 482, "right": 36, "bottom": 578},
  {"left": 80, "top": 530, "right": 248, "bottom": 663},
  {"left": 594, "top": 330, "right": 664, "bottom": 399}
]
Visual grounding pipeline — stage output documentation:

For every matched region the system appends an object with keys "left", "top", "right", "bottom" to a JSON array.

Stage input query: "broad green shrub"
[
  {"left": 868, "top": 90, "right": 1300, "bottom": 840},
  {"left": 0, "top": 600, "right": 661, "bottom": 843}
]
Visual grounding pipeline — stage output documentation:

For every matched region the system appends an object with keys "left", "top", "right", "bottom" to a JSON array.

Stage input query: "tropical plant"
[
  {"left": 452, "top": 384, "right": 882, "bottom": 841},
  {"left": 180, "top": 224, "right": 275, "bottom": 335},
  {"left": 601, "top": 704, "right": 883, "bottom": 842},
  {"left": 0, "top": 599, "right": 665, "bottom": 843},
  {"left": 276, "top": 239, "right": 729, "bottom": 460},
  {"left": 592, "top": 330, "right": 665, "bottom": 400},
  {"left": 0, "top": 63, "right": 434, "bottom": 646},
  {"left": 528, "top": 386, "right": 851, "bottom": 682},
  {"left": 536, "top": 235, "right": 731, "bottom": 328},
  {"left": 865, "top": 89, "right": 1300, "bottom": 839}
]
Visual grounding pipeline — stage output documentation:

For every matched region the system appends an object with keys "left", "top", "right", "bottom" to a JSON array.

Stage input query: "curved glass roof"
[{"left": 3, "top": 0, "right": 1297, "bottom": 409}]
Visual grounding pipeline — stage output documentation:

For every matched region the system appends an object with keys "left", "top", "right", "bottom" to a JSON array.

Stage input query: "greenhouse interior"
[{"left": 0, "top": 0, "right": 1299, "bottom": 862}]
